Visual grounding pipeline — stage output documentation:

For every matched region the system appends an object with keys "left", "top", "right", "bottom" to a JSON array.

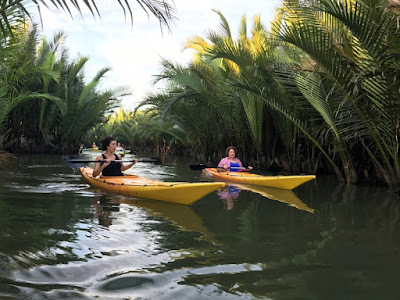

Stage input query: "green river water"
[{"left": 0, "top": 154, "right": 399, "bottom": 299}]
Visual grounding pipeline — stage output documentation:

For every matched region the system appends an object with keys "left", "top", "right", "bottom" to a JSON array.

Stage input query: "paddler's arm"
[
  {"left": 217, "top": 165, "right": 230, "bottom": 172},
  {"left": 217, "top": 157, "right": 230, "bottom": 172},
  {"left": 120, "top": 156, "right": 138, "bottom": 172},
  {"left": 92, "top": 156, "right": 111, "bottom": 177},
  {"left": 237, "top": 158, "right": 252, "bottom": 171}
]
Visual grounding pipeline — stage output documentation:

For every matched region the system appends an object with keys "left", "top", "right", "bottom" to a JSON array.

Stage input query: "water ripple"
[{"left": 5, "top": 182, "right": 88, "bottom": 194}]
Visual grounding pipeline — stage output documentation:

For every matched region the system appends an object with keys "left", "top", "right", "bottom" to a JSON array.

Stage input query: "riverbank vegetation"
[
  {"left": 132, "top": 0, "right": 400, "bottom": 189},
  {"left": 1, "top": 0, "right": 400, "bottom": 188}
]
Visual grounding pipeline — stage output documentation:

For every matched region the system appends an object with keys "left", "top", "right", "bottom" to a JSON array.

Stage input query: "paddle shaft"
[
  {"left": 63, "top": 157, "right": 162, "bottom": 168},
  {"left": 190, "top": 164, "right": 247, "bottom": 171},
  {"left": 67, "top": 159, "right": 155, "bottom": 163}
]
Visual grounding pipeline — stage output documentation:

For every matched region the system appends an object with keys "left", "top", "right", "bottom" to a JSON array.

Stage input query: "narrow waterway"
[{"left": 0, "top": 154, "right": 399, "bottom": 299}]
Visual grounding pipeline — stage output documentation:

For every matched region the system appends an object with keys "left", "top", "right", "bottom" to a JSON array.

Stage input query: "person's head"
[
  {"left": 102, "top": 137, "right": 117, "bottom": 150},
  {"left": 225, "top": 146, "right": 237, "bottom": 158}
]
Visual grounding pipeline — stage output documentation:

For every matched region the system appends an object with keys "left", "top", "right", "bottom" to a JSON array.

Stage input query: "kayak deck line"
[
  {"left": 97, "top": 176, "right": 209, "bottom": 188},
  {"left": 100, "top": 180, "right": 205, "bottom": 188},
  {"left": 80, "top": 167, "right": 225, "bottom": 205},
  {"left": 98, "top": 179, "right": 173, "bottom": 186}
]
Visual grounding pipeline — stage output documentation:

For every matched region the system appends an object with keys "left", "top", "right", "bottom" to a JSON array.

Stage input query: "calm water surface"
[{"left": 0, "top": 154, "right": 399, "bottom": 299}]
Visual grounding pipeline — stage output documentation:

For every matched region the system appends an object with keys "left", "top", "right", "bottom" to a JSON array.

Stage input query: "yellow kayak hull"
[
  {"left": 80, "top": 167, "right": 225, "bottom": 205},
  {"left": 203, "top": 168, "right": 316, "bottom": 190}
]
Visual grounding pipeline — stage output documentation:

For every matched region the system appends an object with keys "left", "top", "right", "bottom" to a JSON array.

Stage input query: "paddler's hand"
[
  {"left": 102, "top": 159, "right": 112, "bottom": 167},
  {"left": 130, "top": 159, "right": 138, "bottom": 167},
  {"left": 247, "top": 166, "right": 253, "bottom": 171},
  {"left": 121, "top": 159, "right": 137, "bottom": 172}
]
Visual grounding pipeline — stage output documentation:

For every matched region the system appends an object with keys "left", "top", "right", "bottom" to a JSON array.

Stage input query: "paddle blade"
[
  {"left": 144, "top": 158, "right": 162, "bottom": 165},
  {"left": 190, "top": 164, "right": 208, "bottom": 170},
  {"left": 62, "top": 157, "right": 93, "bottom": 168}
]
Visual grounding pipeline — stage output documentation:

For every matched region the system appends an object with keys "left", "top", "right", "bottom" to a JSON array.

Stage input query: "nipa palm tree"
[{"left": 275, "top": 0, "right": 400, "bottom": 187}]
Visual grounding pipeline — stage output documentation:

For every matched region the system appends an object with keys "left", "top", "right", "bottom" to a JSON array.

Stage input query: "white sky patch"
[{"left": 33, "top": 0, "right": 282, "bottom": 110}]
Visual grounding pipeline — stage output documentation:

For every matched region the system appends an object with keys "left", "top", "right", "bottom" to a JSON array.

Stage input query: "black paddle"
[
  {"left": 190, "top": 164, "right": 247, "bottom": 171},
  {"left": 63, "top": 156, "right": 161, "bottom": 168}
]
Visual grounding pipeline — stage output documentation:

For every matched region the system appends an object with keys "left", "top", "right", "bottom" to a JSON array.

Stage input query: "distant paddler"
[
  {"left": 218, "top": 146, "right": 253, "bottom": 172},
  {"left": 116, "top": 142, "right": 124, "bottom": 152},
  {"left": 115, "top": 142, "right": 127, "bottom": 157}
]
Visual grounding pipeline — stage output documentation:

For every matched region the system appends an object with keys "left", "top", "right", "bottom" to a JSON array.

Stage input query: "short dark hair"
[
  {"left": 225, "top": 146, "right": 237, "bottom": 157},
  {"left": 102, "top": 137, "right": 116, "bottom": 150}
]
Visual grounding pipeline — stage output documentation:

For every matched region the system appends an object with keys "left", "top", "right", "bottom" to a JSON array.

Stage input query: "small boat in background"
[
  {"left": 79, "top": 147, "right": 102, "bottom": 155},
  {"left": 115, "top": 149, "right": 131, "bottom": 157}
]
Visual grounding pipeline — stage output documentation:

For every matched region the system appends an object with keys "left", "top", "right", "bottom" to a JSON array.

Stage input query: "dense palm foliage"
[
  {"left": 86, "top": 108, "right": 186, "bottom": 154},
  {"left": 136, "top": 10, "right": 316, "bottom": 169},
  {"left": 134, "top": 1, "right": 400, "bottom": 188},
  {"left": 273, "top": 0, "right": 400, "bottom": 186},
  {"left": 0, "top": 22, "right": 60, "bottom": 148},
  {"left": 136, "top": 13, "right": 279, "bottom": 164},
  {"left": 1, "top": 23, "right": 126, "bottom": 153}
]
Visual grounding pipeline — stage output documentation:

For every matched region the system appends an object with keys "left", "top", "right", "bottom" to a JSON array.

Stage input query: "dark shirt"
[{"left": 101, "top": 154, "right": 123, "bottom": 176}]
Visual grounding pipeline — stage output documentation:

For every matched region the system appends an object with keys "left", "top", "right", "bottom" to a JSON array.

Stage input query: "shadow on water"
[{"left": 0, "top": 155, "right": 399, "bottom": 299}]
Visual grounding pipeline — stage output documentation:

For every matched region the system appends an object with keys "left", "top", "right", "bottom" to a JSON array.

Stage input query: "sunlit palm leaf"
[{"left": 0, "top": 0, "right": 176, "bottom": 35}]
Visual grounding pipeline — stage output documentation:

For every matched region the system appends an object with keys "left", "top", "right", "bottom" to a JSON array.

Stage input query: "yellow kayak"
[
  {"left": 80, "top": 167, "right": 225, "bottom": 205},
  {"left": 202, "top": 168, "right": 316, "bottom": 190}
]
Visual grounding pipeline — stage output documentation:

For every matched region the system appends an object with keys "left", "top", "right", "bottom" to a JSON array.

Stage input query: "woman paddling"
[
  {"left": 92, "top": 137, "right": 137, "bottom": 177},
  {"left": 217, "top": 146, "right": 253, "bottom": 172}
]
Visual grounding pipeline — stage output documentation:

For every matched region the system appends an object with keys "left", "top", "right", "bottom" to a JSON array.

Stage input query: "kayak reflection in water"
[
  {"left": 91, "top": 196, "right": 121, "bottom": 227},
  {"left": 92, "top": 137, "right": 137, "bottom": 177},
  {"left": 217, "top": 184, "right": 241, "bottom": 210},
  {"left": 217, "top": 146, "right": 253, "bottom": 172}
]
